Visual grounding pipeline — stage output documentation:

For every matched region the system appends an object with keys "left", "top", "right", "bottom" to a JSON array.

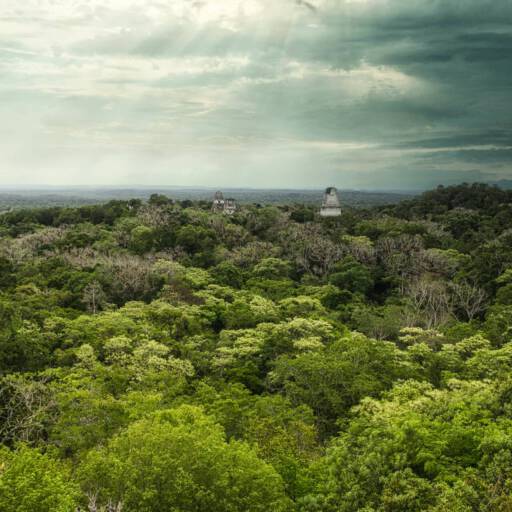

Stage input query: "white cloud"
[{"left": 1, "top": 0, "right": 511, "bottom": 188}]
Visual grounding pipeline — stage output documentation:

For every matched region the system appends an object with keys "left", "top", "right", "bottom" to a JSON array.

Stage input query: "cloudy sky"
[{"left": 1, "top": 0, "right": 511, "bottom": 189}]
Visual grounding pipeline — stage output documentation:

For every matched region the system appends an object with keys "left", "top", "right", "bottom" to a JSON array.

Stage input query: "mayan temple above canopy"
[
  {"left": 319, "top": 187, "right": 342, "bottom": 217},
  {"left": 223, "top": 198, "right": 237, "bottom": 215},
  {"left": 212, "top": 191, "right": 225, "bottom": 212},
  {"left": 212, "top": 191, "right": 237, "bottom": 215}
]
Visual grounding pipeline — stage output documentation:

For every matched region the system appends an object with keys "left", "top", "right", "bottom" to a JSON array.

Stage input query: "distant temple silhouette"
[
  {"left": 212, "top": 191, "right": 225, "bottom": 212},
  {"left": 319, "top": 187, "right": 341, "bottom": 217},
  {"left": 212, "top": 191, "right": 237, "bottom": 215}
]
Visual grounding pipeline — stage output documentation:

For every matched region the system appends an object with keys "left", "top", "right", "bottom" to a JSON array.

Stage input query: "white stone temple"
[{"left": 319, "top": 187, "right": 342, "bottom": 217}]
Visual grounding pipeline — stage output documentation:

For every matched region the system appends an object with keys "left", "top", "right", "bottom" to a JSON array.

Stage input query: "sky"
[{"left": 1, "top": 0, "right": 511, "bottom": 190}]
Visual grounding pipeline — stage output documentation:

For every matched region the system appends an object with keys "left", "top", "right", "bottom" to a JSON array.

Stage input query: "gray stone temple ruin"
[
  {"left": 212, "top": 190, "right": 225, "bottom": 212},
  {"left": 212, "top": 191, "right": 237, "bottom": 215},
  {"left": 319, "top": 187, "right": 342, "bottom": 217}
]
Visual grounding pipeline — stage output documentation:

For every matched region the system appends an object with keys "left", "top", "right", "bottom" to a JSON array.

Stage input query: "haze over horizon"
[{"left": 1, "top": 0, "right": 511, "bottom": 190}]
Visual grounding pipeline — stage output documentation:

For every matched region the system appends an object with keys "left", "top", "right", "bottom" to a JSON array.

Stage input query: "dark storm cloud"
[
  {"left": 1, "top": 0, "right": 512, "bottom": 187},
  {"left": 392, "top": 130, "right": 512, "bottom": 150},
  {"left": 416, "top": 149, "right": 512, "bottom": 166}
]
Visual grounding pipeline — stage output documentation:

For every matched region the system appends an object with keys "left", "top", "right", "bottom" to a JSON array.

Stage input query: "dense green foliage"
[{"left": 2, "top": 183, "right": 512, "bottom": 510}]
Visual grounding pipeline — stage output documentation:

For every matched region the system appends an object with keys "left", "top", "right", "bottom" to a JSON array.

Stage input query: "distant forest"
[
  {"left": 0, "top": 187, "right": 414, "bottom": 212},
  {"left": 2, "top": 183, "right": 512, "bottom": 511}
]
